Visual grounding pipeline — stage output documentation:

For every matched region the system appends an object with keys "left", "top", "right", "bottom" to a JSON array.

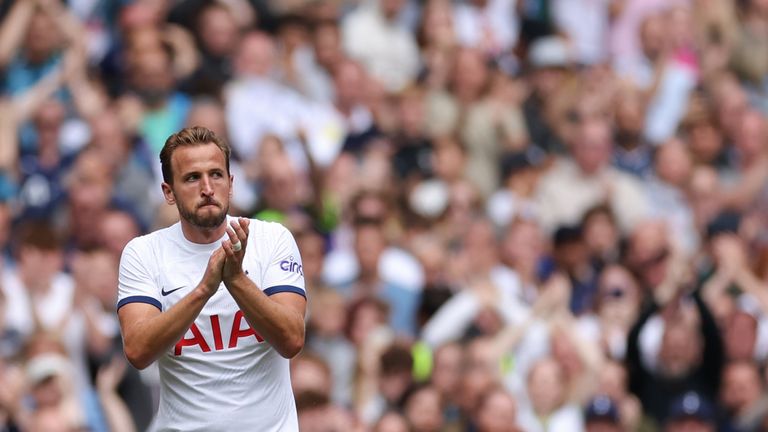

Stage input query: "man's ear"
[
  {"left": 229, "top": 174, "right": 234, "bottom": 198},
  {"left": 161, "top": 183, "right": 175, "bottom": 205}
]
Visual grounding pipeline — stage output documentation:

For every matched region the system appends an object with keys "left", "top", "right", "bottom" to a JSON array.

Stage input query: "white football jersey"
[{"left": 117, "top": 217, "right": 305, "bottom": 432}]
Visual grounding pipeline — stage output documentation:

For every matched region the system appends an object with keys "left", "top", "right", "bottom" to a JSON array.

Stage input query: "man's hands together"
[
  {"left": 199, "top": 218, "right": 251, "bottom": 297},
  {"left": 222, "top": 217, "right": 250, "bottom": 284}
]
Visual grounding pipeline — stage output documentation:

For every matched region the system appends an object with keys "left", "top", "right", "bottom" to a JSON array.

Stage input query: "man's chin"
[
  {"left": 195, "top": 216, "right": 226, "bottom": 229},
  {"left": 190, "top": 208, "right": 227, "bottom": 229}
]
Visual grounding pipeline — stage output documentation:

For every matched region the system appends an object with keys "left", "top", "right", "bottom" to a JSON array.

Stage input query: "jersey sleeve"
[
  {"left": 261, "top": 224, "right": 306, "bottom": 298},
  {"left": 117, "top": 237, "right": 162, "bottom": 311}
]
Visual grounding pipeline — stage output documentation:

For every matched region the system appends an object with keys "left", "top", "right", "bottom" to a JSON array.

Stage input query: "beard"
[{"left": 177, "top": 198, "right": 229, "bottom": 229}]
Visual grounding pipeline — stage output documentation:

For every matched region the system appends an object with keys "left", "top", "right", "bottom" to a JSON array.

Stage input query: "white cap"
[
  {"left": 409, "top": 179, "right": 449, "bottom": 218},
  {"left": 528, "top": 36, "right": 571, "bottom": 69},
  {"left": 26, "top": 353, "right": 72, "bottom": 385}
]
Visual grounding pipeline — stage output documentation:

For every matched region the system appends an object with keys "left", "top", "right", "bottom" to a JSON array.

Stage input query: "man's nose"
[{"left": 200, "top": 176, "right": 214, "bottom": 196}]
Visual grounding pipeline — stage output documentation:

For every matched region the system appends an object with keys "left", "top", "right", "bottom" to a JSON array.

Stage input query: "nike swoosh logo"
[{"left": 161, "top": 285, "right": 185, "bottom": 296}]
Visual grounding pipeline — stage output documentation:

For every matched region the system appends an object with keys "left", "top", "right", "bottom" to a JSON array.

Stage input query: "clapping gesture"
[{"left": 222, "top": 217, "right": 250, "bottom": 282}]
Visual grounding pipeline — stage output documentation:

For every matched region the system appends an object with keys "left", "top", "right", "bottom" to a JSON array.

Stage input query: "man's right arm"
[{"left": 118, "top": 247, "right": 225, "bottom": 370}]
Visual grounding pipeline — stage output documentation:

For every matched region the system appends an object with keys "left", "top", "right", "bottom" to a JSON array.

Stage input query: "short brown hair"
[
  {"left": 159, "top": 126, "right": 231, "bottom": 184},
  {"left": 15, "top": 220, "right": 62, "bottom": 254}
]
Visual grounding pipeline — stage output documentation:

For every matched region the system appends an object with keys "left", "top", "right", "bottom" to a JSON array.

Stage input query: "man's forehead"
[{"left": 171, "top": 143, "right": 226, "bottom": 172}]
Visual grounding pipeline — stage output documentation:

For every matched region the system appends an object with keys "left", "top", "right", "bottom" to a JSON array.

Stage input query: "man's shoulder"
[
  {"left": 247, "top": 218, "right": 291, "bottom": 239},
  {"left": 122, "top": 223, "right": 178, "bottom": 256}
]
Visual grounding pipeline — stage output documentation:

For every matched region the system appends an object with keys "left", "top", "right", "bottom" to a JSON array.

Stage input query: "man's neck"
[{"left": 180, "top": 220, "right": 228, "bottom": 245}]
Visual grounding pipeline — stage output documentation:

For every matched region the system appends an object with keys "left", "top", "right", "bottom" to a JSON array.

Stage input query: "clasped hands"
[{"left": 201, "top": 218, "right": 251, "bottom": 296}]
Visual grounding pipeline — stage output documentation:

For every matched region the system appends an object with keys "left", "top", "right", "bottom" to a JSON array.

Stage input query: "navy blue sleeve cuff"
[
  {"left": 117, "top": 295, "right": 162, "bottom": 311},
  {"left": 263, "top": 285, "right": 306, "bottom": 298}
]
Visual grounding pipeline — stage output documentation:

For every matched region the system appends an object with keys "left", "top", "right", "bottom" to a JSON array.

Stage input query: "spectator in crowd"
[
  {"left": 305, "top": 286, "right": 356, "bottom": 406},
  {"left": 335, "top": 59, "right": 378, "bottom": 154},
  {"left": 181, "top": 2, "right": 242, "bottom": 97},
  {"left": 454, "top": 0, "right": 518, "bottom": 60},
  {"left": 521, "top": 35, "right": 571, "bottom": 154},
  {"left": 0, "top": 0, "right": 84, "bottom": 96},
  {"left": 687, "top": 165, "right": 724, "bottom": 237},
  {"left": 720, "top": 109, "right": 768, "bottom": 212},
  {"left": 699, "top": 215, "right": 768, "bottom": 367},
  {"left": 552, "top": 0, "right": 612, "bottom": 65},
  {"left": 498, "top": 217, "right": 546, "bottom": 304},
  {"left": 646, "top": 137, "right": 699, "bottom": 255},
  {"left": 0, "top": 335, "right": 25, "bottom": 430},
  {"left": 583, "top": 395, "right": 622, "bottom": 432},
  {"left": 473, "top": 385, "right": 521, "bottom": 432},
  {"left": 551, "top": 225, "right": 599, "bottom": 315},
  {"left": 16, "top": 99, "right": 76, "bottom": 221},
  {"left": 612, "top": 84, "right": 653, "bottom": 178},
  {"left": 594, "top": 360, "right": 654, "bottom": 431},
  {"left": 664, "top": 391, "right": 718, "bottom": 432},
  {"left": 373, "top": 410, "right": 410, "bottom": 432},
  {"left": 4, "top": 223, "right": 81, "bottom": 370},
  {"left": 486, "top": 147, "right": 543, "bottom": 228},
  {"left": 730, "top": 0, "right": 768, "bottom": 95},
  {"left": 623, "top": 219, "right": 676, "bottom": 291},
  {"left": 71, "top": 248, "right": 154, "bottom": 431},
  {"left": 292, "top": 350, "right": 363, "bottom": 432},
  {"left": 719, "top": 360, "right": 764, "bottom": 431},
  {"left": 126, "top": 45, "right": 193, "bottom": 155},
  {"left": 355, "top": 339, "right": 415, "bottom": 425},
  {"left": 450, "top": 339, "right": 498, "bottom": 430},
  {"left": 290, "top": 19, "right": 343, "bottom": 103},
  {"left": 291, "top": 350, "right": 333, "bottom": 404},
  {"left": 679, "top": 93, "right": 727, "bottom": 169},
  {"left": 461, "top": 63, "right": 529, "bottom": 196},
  {"left": 641, "top": 6, "right": 699, "bottom": 145},
  {"left": 580, "top": 205, "right": 621, "bottom": 272},
  {"left": 579, "top": 264, "right": 643, "bottom": 360},
  {"left": 427, "top": 341, "right": 464, "bottom": 425},
  {"left": 402, "top": 384, "right": 444, "bottom": 432},
  {"left": 516, "top": 357, "right": 585, "bottom": 431},
  {"left": 225, "top": 31, "right": 326, "bottom": 173},
  {"left": 627, "top": 281, "right": 724, "bottom": 424},
  {"left": 98, "top": 209, "right": 142, "bottom": 262},
  {"left": 390, "top": 86, "right": 432, "bottom": 185},
  {"left": 86, "top": 108, "right": 157, "bottom": 228},
  {"left": 341, "top": 0, "right": 420, "bottom": 92},
  {"left": 346, "top": 219, "right": 421, "bottom": 335},
  {"left": 536, "top": 116, "right": 649, "bottom": 234},
  {"left": 58, "top": 148, "right": 130, "bottom": 252}
]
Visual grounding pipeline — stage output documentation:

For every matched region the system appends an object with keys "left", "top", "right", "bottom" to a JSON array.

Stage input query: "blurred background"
[{"left": 0, "top": 0, "right": 767, "bottom": 431}]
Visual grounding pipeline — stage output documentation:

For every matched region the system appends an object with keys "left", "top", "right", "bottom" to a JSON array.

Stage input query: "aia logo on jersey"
[
  {"left": 279, "top": 256, "right": 303, "bottom": 276},
  {"left": 174, "top": 311, "right": 264, "bottom": 355}
]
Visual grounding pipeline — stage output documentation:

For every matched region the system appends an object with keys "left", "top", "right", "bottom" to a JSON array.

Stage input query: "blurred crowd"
[{"left": 1, "top": 0, "right": 768, "bottom": 431}]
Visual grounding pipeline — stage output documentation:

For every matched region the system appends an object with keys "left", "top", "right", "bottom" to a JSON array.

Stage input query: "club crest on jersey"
[{"left": 279, "top": 256, "right": 303, "bottom": 276}]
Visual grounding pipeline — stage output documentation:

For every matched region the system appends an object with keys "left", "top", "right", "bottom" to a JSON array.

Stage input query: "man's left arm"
[{"left": 222, "top": 218, "right": 307, "bottom": 359}]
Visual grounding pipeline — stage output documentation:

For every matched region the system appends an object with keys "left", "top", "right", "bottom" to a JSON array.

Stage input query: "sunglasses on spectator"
[{"left": 603, "top": 287, "right": 627, "bottom": 299}]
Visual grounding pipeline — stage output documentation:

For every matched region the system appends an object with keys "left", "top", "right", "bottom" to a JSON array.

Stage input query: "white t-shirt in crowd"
[
  {"left": 2, "top": 270, "right": 91, "bottom": 393},
  {"left": 117, "top": 217, "right": 306, "bottom": 432}
]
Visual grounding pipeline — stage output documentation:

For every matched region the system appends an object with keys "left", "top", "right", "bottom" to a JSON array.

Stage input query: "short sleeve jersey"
[{"left": 117, "top": 217, "right": 305, "bottom": 432}]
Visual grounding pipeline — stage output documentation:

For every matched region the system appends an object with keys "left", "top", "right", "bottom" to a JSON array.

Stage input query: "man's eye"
[{"left": 211, "top": 172, "right": 223, "bottom": 178}]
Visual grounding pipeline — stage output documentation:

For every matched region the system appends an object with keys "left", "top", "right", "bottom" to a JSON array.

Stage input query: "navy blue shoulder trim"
[
  {"left": 263, "top": 285, "right": 306, "bottom": 298},
  {"left": 117, "top": 295, "right": 162, "bottom": 311}
]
